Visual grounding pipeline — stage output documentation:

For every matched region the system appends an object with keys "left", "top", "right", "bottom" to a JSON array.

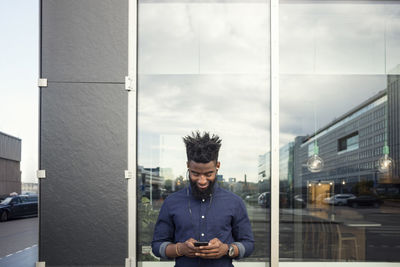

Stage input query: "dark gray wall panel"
[
  {"left": 39, "top": 83, "right": 127, "bottom": 266},
  {"left": 41, "top": 0, "right": 128, "bottom": 82}
]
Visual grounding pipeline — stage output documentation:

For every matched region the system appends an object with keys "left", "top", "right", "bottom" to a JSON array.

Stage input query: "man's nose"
[{"left": 199, "top": 175, "right": 207, "bottom": 184}]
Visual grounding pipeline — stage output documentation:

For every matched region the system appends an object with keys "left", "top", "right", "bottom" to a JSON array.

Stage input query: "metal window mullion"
[
  {"left": 270, "top": 0, "right": 280, "bottom": 267},
  {"left": 127, "top": 0, "right": 138, "bottom": 265}
]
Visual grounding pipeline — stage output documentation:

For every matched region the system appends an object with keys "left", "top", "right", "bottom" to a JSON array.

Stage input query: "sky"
[
  {"left": 0, "top": 1, "right": 399, "bottom": 184},
  {"left": 0, "top": 1, "right": 39, "bottom": 183}
]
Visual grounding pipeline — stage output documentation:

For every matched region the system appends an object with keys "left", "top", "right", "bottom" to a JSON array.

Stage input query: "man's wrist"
[
  {"left": 224, "top": 243, "right": 229, "bottom": 256},
  {"left": 226, "top": 243, "right": 237, "bottom": 258},
  {"left": 175, "top": 242, "right": 183, "bottom": 257}
]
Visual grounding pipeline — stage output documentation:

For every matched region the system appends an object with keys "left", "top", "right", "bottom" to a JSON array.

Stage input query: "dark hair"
[{"left": 183, "top": 131, "right": 222, "bottom": 163}]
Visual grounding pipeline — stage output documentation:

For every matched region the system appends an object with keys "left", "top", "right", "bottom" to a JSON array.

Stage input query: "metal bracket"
[
  {"left": 125, "top": 170, "right": 133, "bottom": 179},
  {"left": 38, "top": 78, "right": 48, "bottom": 87},
  {"left": 125, "top": 76, "right": 135, "bottom": 92},
  {"left": 37, "top": 170, "right": 46, "bottom": 179},
  {"left": 36, "top": 262, "right": 46, "bottom": 267}
]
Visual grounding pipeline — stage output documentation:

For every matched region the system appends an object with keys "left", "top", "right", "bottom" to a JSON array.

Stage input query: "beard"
[{"left": 190, "top": 178, "right": 216, "bottom": 200}]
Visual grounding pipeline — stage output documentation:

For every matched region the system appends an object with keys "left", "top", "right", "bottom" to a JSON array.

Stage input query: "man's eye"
[{"left": 206, "top": 173, "right": 213, "bottom": 177}]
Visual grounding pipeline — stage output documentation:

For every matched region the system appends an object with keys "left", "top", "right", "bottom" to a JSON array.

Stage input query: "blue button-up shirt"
[{"left": 152, "top": 184, "right": 254, "bottom": 267}]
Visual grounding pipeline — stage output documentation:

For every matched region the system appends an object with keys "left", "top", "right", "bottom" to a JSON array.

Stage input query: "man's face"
[{"left": 187, "top": 160, "right": 220, "bottom": 198}]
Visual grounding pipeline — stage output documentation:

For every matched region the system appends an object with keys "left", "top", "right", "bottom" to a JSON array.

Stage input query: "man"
[{"left": 152, "top": 131, "right": 254, "bottom": 267}]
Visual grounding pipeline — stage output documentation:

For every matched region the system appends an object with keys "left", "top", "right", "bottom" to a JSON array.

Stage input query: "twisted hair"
[{"left": 183, "top": 131, "right": 222, "bottom": 163}]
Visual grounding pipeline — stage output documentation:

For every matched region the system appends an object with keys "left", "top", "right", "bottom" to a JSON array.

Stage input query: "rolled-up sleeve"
[
  {"left": 151, "top": 200, "right": 175, "bottom": 259},
  {"left": 232, "top": 198, "right": 254, "bottom": 259}
]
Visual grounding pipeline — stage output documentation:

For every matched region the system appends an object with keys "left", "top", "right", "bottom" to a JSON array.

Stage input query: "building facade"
[
  {"left": 38, "top": 0, "right": 400, "bottom": 266},
  {"left": 291, "top": 73, "right": 400, "bottom": 202},
  {"left": 0, "top": 131, "right": 21, "bottom": 199}
]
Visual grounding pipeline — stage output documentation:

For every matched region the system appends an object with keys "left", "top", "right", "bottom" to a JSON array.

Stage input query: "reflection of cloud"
[
  {"left": 137, "top": 1, "right": 400, "bottom": 182},
  {"left": 139, "top": 3, "right": 268, "bottom": 74},
  {"left": 280, "top": 74, "right": 386, "bottom": 140},
  {"left": 138, "top": 75, "right": 270, "bottom": 182},
  {"left": 280, "top": 3, "right": 400, "bottom": 74}
]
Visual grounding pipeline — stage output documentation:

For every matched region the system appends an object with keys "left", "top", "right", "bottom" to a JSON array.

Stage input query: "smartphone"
[{"left": 194, "top": 241, "right": 209, "bottom": 247}]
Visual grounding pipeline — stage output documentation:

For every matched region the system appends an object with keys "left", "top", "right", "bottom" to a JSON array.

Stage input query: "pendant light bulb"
[
  {"left": 378, "top": 154, "right": 393, "bottom": 173},
  {"left": 307, "top": 154, "right": 324, "bottom": 173}
]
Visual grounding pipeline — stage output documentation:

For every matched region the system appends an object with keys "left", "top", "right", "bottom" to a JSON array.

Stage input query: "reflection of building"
[
  {"left": 258, "top": 143, "right": 294, "bottom": 192},
  {"left": 160, "top": 168, "right": 174, "bottom": 181},
  {"left": 292, "top": 71, "right": 400, "bottom": 199},
  {"left": 0, "top": 131, "right": 21, "bottom": 199},
  {"left": 280, "top": 142, "right": 294, "bottom": 189},
  {"left": 387, "top": 70, "right": 400, "bottom": 182},
  {"left": 258, "top": 152, "right": 270, "bottom": 182},
  {"left": 22, "top": 183, "right": 39, "bottom": 194},
  {"left": 137, "top": 166, "right": 165, "bottom": 200}
]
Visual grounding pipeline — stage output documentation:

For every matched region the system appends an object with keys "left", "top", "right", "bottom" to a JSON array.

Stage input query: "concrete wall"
[{"left": 39, "top": 0, "right": 128, "bottom": 265}]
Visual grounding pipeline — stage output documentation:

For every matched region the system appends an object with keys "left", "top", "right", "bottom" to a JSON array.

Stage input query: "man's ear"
[
  {"left": 216, "top": 161, "right": 221, "bottom": 169},
  {"left": 186, "top": 161, "right": 189, "bottom": 168}
]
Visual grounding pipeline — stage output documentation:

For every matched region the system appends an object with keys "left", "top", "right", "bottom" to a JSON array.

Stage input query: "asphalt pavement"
[{"left": 0, "top": 217, "right": 38, "bottom": 267}]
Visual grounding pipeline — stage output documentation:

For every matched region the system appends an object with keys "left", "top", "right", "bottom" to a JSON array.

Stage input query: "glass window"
[
  {"left": 1, "top": 197, "right": 12, "bottom": 205},
  {"left": 280, "top": 0, "right": 400, "bottom": 263},
  {"left": 137, "top": 0, "right": 270, "bottom": 264}
]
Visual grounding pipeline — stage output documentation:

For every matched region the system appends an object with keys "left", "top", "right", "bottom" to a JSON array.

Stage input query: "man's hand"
[
  {"left": 194, "top": 238, "right": 228, "bottom": 259},
  {"left": 178, "top": 238, "right": 198, "bottom": 258}
]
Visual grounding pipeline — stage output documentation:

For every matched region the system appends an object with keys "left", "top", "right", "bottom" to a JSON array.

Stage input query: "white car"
[{"left": 323, "top": 194, "right": 356, "bottom": 206}]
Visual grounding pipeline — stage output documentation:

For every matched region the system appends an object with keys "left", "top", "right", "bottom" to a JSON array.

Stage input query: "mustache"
[{"left": 189, "top": 178, "right": 215, "bottom": 199}]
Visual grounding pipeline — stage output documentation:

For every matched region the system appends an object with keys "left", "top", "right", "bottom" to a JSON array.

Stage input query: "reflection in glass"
[
  {"left": 280, "top": 0, "right": 400, "bottom": 263},
  {"left": 137, "top": 1, "right": 270, "bottom": 263},
  {"left": 378, "top": 154, "right": 393, "bottom": 174},
  {"left": 307, "top": 154, "right": 324, "bottom": 173}
]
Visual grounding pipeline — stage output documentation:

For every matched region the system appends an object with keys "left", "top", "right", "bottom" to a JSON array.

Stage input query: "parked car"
[
  {"left": 258, "top": 192, "right": 289, "bottom": 208},
  {"left": 347, "top": 195, "right": 383, "bottom": 208},
  {"left": 293, "top": 194, "right": 307, "bottom": 208},
  {"left": 258, "top": 192, "right": 269, "bottom": 207},
  {"left": 0, "top": 194, "right": 38, "bottom": 222},
  {"left": 323, "top": 194, "right": 356, "bottom": 206}
]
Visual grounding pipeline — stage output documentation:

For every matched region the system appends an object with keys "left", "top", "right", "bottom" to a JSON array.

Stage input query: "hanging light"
[
  {"left": 307, "top": 106, "right": 324, "bottom": 173},
  {"left": 378, "top": 145, "right": 393, "bottom": 173},
  {"left": 378, "top": 100, "right": 393, "bottom": 174},
  {"left": 307, "top": 141, "right": 324, "bottom": 173}
]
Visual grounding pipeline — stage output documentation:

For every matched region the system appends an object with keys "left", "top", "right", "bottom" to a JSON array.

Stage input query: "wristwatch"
[{"left": 227, "top": 244, "right": 235, "bottom": 257}]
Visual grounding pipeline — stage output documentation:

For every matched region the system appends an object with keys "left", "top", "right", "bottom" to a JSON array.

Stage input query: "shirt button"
[
  {"left": 202, "top": 199, "right": 205, "bottom": 202},
  {"left": 201, "top": 215, "right": 205, "bottom": 219},
  {"left": 201, "top": 233, "right": 205, "bottom": 237}
]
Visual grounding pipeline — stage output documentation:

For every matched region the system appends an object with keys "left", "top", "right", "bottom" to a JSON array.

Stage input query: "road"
[{"left": 0, "top": 217, "right": 38, "bottom": 267}]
